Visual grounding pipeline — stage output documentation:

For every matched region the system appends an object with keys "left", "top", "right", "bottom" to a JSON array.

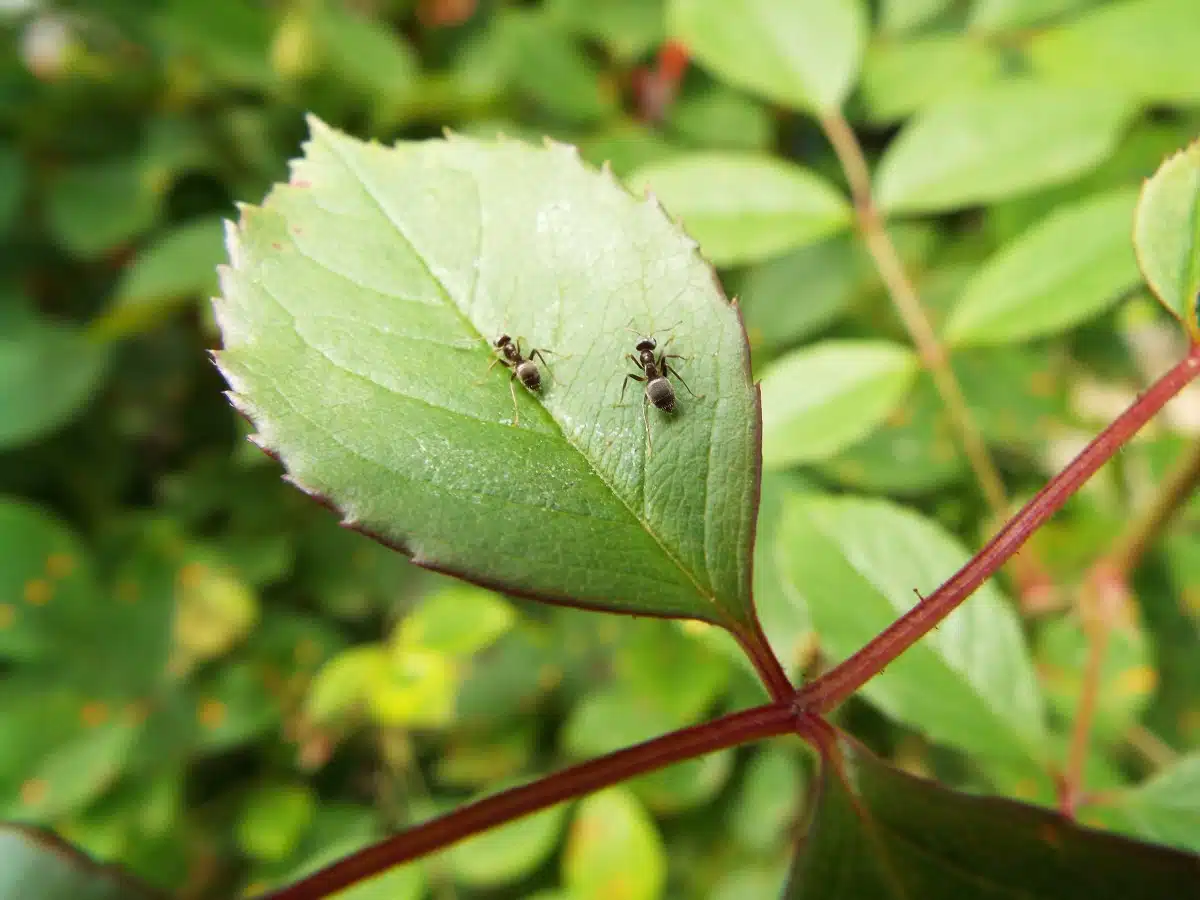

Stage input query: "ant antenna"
[{"left": 624, "top": 319, "right": 684, "bottom": 338}]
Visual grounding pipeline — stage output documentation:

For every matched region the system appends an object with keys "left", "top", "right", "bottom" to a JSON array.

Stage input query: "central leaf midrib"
[{"left": 319, "top": 133, "right": 723, "bottom": 618}]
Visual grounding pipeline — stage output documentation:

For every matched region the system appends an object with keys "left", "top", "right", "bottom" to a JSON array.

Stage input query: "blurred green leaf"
[
  {"left": 669, "top": 0, "right": 868, "bottom": 115},
  {"left": 875, "top": 82, "right": 1132, "bottom": 215},
  {"left": 635, "top": 745, "right": 734, "bottom": 814},
  {"left": 369, "top": 646, "right": 457, "bottom": 728},
  {"left": 714, "top": 866, "right": 789, "bottom": 900},
  {"left": 945, "top": 187, "right": 1141, "bottom": 346},
  {"left": 445, "top": 797, "right": 569, "bottom": 887},
  {"left": 0, "top": 147, "right": 24, "bottom": 236},
  {"left": 816, "top": 372, "right": 966, "bottom": 495},
  {"left": 1029, "top": 0, "right": 1200, "bottom": 107},
  {"left": 779, "top": 495, "right": 1047, "bottom": 765},
  {"left": 0, "top": 312, "right": 109, "bottom": 450},
  {"left": 730, "top": 744, "right": 805, "bottom": 852},
  {"left": 313, "top": 4, "right": 419, "bottom": 119},
  {"left": 880, "top": 0, "right": 954, "bottom": 33},
  {"left": 754, "top": 473, "right": 814, "bottom": 677},
  {"left": 628, "top": 153, "right": 851, "bottom": 266},
  {"left": 547, "top": 0, "right": 666, "bottom": 61},
  {"left": 188, "top": 661, "right": 279, "bottom": 753},
  {"left": 786, "top": 736, "right": 1200, "bottom": 899},
  {"left": 1099, "top": 755, "right": 1200, "bottom": 855},
  {"left": 0, "top": 825, "right": 160, "bottom": 900},
  {"left": 860, "top": 35, "right": 1002, "bottom": 124},
  {"left": 215, "top": 118, "right": 763, "bottom": 630},
  {"left": 759, "top": 340, "right": 919, "bottom": 468},
  {"left": 579, "top": 123, "right": 680, "bottom": 177},
  {"left": 154, "top": 0, "right": 274, "bottom": 89},
  {"left": 564, "top": 787, "right": 666, "bottom": 900},
  {"left": 94, "top": 216, "right": 228, "bottom": 340},
  {"left": 1133, "top": 140, "right": 1200, "bottom": 337},
  {"left": 968, "top": 0, "right": 1096, "bottom": 30},
  {"left": 306, "top": 645, "right": 388, "bottom": 725},
  {"left": 393, "top": 585, "right": 515, "bottom": 657},
  {"left": 1037, "top": 611, "right": 1154, "bottom": 744},
  {"left": 497, "top": 11, "right": 618, "bottom": 125},
  {"left": 45, "top": 158, "right": 160, "bottom": 258},
  {"left": 0, "top": 499, "right": 99, "bottom": 663},
  {"left": 737, "top": 236, "right": 858, "bottom": 356},
  {"left": 236, "top": 783, "right": 317, "bottom": 863},
  {"left": 668, "top": 86, "right": 775, "bottom": 152}
]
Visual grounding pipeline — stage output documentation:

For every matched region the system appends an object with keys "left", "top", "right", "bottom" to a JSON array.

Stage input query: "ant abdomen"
[
  {"left": 646, "top": 376, "right": 675, "bottom": 412},
  {"left": 516, "top": 360, "right": 541, "bottom": 391}
]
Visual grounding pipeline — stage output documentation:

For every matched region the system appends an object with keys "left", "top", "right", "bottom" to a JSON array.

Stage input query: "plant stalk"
[
  {"left": 794, "top": 346, "right": 1200, "bottom": 714},
  {"left": 819, "top": 112, "right": 1046, "bottom": 597}
]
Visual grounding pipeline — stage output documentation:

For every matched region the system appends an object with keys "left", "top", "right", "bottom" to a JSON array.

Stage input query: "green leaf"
[
  {"left": 563, "top": 787, "right": 666, "bottom": 900},
  {"left": 445, "top": 798, "right": 568, "bottom": 887},
  {"left": 668, "top": 0, "right": 867, "bottom": 115},
  {"left": 1037, "top": 612, "right": 1155, "bottom": 745},
  {"left": 944, "top": 187, "right": 1141, "bottom": 346},
  {"left": 546, "top": 0, "right": 666, "bottom": 62},
  {"left": 816, "top": 372, "right": 966, "bottom": 495},
  {"left": 968, "top": 0, "right": 1094, "bottom": 30},
  {"left": 313, "top": 4, "right": 419, "bottom": 117},
  {"left": 860, "top": 35, "right": 1003, "bottom": 124},
  {"left": 1133, "top": 141, "right": 1200, "bottom": 337},
  {"left": 0, "top": 147, "right": 24, "bottom": 236},
  {"left": 627, "top": 153, "right": 851, "bottom": 267},
  {"left": 668, "top": 86, "right": 775, "bottom": 153},
  {"left": 879, "top": 0, "right": 954, "bottom": 34},
  {"left": 45, "top": 159, "right": 160, "bottom": 259},
  {"left": 875, "top": 82, "right": 1132, "bottom": 215},
  {"left": 0, "top": 499, "right": 100, "bottom": 663},
  {"left": 153, "top": 0, "right": 274, "bottom": 90},
  {"left": 393, "top": 585, "right": 514, "bottom": 657},
  {"left": 730, "top": 745, "right": 805, "bottom": 852},
  {"left": 752, "top": 473, "right": 814, "bottom": 677},
  {"left": 1029, "top": 0, "right": 1200, "bottom": 108},
  {"left": 759, "top": 340, "right": 919, "bottom": 469},
  {"left": 736, "top": 237, "right": 859, "bottom": 356},
  {"left": 786, "top": 736, "right": 1200, "bottom": 899},
  {"left": 497, "top": 11, "right": 618, "bottom": 125},
  {"left": 0, "top": 825, "right": 161, "bottom": 900},
  {"left": 94, "top": 216, "right": 228, "bottom": 340},
  {"left": 235, "top": 783, "right": 317, "bottom": 863},
  {"left": 779, "top": 495, "right": 1047, "bottom": 765},
  {"left": 0, "top": 312, "right": 110, "bottom": 449},
  {"left": 1100, "top": 755, "right": 1200, "bottom": 854},
  {"left": 215, "top": 118, "right": 762, "bottom": 630}
]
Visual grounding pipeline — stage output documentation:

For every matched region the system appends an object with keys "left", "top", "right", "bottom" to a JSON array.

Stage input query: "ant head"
[
  {"left": 494, "top": 334, "right": 512, "bottom": 348},
  {"left": 635, "top": 337, "right": 657, "bottom": 352}
]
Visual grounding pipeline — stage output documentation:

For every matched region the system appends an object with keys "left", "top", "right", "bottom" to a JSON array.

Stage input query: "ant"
[
  {"left": 618, "top": 325, "right": 701, "bottom": 454},
  {"left": 484, "top": 334, "right": 554, "bottom": 426}
]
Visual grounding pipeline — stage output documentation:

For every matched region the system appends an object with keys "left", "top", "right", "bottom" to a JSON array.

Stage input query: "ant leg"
[
  {"left": 508, "top": 372, "right": 520, "bottom": 426},
  {"left": 473, "top": 355, "right": 506, "bottom": 386},
  {"left": 617, "top": 372, "right": 645, "bottom": 407},
  {"left": 643, "top": 395, "right": 653, "bottom": 457},
  {"left": 663, "top": 362, "right": 704, "bottom": 399},
  {"left": 528, "top": 348, "right": 554, "bottom": 377}
]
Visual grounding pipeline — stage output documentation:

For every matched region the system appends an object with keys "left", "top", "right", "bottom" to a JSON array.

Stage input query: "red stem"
[
  {"left": 732, "top": 617, "right": 794, "bottom": 701},
  {"left": 259, "top": 702, "right": 798, "bottom": 900},
  {"left": 795, "top": 346, "right": 1200, "bottom": 714}
]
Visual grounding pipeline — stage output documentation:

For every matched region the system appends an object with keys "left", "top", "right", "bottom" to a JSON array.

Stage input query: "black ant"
[
  {"left": 618, "top": 327, "right": 701, "bottom": 453},
  {"left": 485, "top": 334, "right": 553, "bottom": 426}
]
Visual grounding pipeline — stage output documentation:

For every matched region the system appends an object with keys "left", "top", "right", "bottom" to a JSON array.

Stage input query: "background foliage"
[{"left": 1, "top": 0, "right": 1199, "bottom": 898}]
